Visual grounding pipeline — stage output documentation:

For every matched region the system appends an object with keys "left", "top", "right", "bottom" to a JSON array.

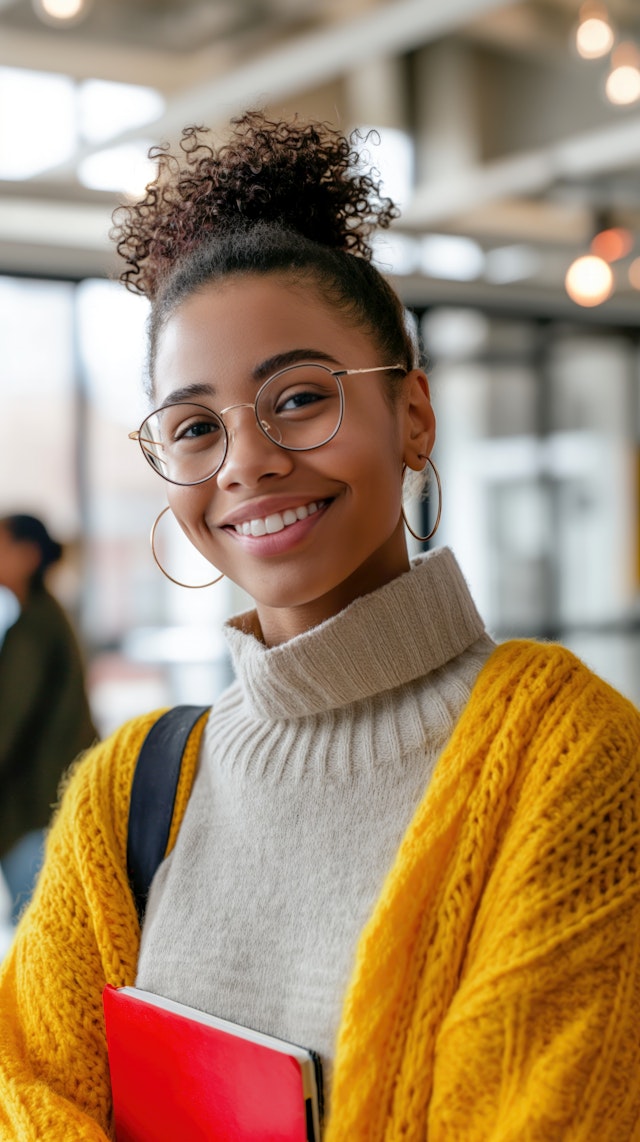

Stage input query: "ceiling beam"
[
  {"left": 156, "top": 0, "right": 521, "bottom": 137},
  {"left": 0, "top": 196, "right": 110, "bottom": 249},
  {"left": 11, "top": 81, "right": 640, "bottom": 260},
  {"left": 0, "top": 26, "right": 193, "bottom": 88},
  {"left": 35, "top": 0, "right": 519, "bottom": 181},
  {"left": 402, "top": 114, "right": 640, "bottom": 229}
]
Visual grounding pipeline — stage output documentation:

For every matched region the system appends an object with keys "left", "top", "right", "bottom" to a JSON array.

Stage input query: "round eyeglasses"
[{"left": 129, "top": 362, "right": 404, "bottom": 486}]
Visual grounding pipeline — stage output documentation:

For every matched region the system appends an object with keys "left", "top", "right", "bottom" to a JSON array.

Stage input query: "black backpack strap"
[{"left": 127, "top": 704, "right": 209, "bottom": 923}]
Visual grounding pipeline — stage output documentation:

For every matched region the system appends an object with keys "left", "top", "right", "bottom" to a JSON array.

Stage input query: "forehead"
[{"left": 153, "top": 276, "right": 380, "bottom": 403}]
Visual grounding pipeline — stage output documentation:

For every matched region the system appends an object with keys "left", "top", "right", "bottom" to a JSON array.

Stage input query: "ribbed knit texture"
[
  {"left": 1, "top": 639, "right": 640, "bottom": 1136},
  {"left": 135, "top": 549, "right": 493, "bottom": 1091},
  {"left": 222, "top": 547, "right": 487, "bottom": 719}
]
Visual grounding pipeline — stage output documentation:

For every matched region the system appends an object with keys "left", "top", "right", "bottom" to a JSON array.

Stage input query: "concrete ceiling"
[{"left": 1, "top": 0, "right": 640, "bottom": 321}]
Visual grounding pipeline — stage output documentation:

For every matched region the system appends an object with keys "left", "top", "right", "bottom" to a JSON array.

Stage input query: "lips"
[{"left": 232, "top": 500, "right": 324, "bottom": 536}]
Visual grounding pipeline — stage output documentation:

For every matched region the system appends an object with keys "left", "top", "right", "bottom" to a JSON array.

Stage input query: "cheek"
[
  {"left": 344, "top": 412, "right": 404, "bottom": 485},
  {"left": 166, "top": 487, "right": 210, "bottom": 538}
]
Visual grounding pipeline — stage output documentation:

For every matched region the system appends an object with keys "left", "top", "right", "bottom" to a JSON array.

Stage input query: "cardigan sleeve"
[
  {"left": 325, "top": 641, "right": 640, "bottom": 1141},
  {"left": 0, "top": 714, "right": 159, "bottom": 1141},
  {"left": 427, "top": 661, "right": 640, "bottom": 1141}
]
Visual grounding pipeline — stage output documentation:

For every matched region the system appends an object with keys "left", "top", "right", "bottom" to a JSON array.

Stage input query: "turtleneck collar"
[{"left": 223, "top": 547, "right": 486, "bottom": 720}]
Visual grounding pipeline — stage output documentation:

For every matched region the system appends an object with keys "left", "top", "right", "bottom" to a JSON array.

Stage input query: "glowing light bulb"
[
  {"left": 576, "top": 11, "right": 615, "bottom": 59},
  {"left": 628, "top": 257, "right": 640, "bottom": 290},
  {"left": 606, "top": 43, "right": 640, "bottom": 104},
  {"left": 33, "top": 0, "right": 87, "bottom": 22},
  {"left": 577, "top": 18, "right": 615, "bottom": 57},
  {"left": 565, "top": 254, "right": 614, "bottom": 307},
  {"left": 590, "top": 227, "right": 634, "bottom": 262}
]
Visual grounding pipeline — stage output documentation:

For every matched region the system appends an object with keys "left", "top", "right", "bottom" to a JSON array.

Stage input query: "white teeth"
[{"left": 233, "top": 501, "right": 325, "bottom": 536}]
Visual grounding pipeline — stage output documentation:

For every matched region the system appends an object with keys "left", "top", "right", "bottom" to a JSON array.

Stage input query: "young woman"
[
  {"left": 0, "top": 514, "right": 96, "bottom": 924},
  {"left": 0, "top": 111, "right": 639, "bottom": 1141}
]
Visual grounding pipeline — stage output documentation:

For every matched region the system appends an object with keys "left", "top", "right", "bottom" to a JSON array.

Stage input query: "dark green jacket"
[{"left": 0, "top": 586, "right": 97, "bottom": 857}]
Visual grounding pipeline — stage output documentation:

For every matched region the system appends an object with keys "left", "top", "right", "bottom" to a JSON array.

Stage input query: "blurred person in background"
[
  {"left": 0, "top": 514, "right": 96, "bottom": 924},
  {"left": 0, "top": 113, "right": 639, "bottom": 1140}
]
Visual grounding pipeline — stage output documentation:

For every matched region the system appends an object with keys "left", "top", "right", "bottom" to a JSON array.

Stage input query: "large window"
[
  {"left": 0, "top": 277, "right": 78, "bottom": 534},
  {"left": 423, "top": 307, "right": 640, "bottom": 702}
]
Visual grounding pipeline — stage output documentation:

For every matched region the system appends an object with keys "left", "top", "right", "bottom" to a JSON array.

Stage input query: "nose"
[{"left": 215, "top": 404, "right": 294, "bottom": 489}]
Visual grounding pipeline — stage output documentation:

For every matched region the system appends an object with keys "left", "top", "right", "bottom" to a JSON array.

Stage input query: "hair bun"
[{"left": 113, "top": 110, "right": 399, "bottom": 299}]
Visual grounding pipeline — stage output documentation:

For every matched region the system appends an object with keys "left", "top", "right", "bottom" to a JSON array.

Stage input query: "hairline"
[{"left": 149, "top": 264, "right": 414, "bottom": 405}]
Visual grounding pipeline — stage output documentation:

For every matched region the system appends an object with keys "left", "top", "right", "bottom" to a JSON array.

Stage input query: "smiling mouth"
[{"left": 230, "top": 499, "right": 329, "bottom": 537}]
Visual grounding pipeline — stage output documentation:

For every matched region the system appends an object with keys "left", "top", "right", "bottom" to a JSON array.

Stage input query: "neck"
[
  {"left": 3, "top": 578, "right": 31, "bottom": 607},
  {"left": 255, "top": 529, "right": 411, "bottom": 648}
]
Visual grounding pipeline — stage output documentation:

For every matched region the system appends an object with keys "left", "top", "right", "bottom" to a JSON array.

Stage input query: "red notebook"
[{"left": 103, "top": 985, "right": 323, "bottom": 1142}]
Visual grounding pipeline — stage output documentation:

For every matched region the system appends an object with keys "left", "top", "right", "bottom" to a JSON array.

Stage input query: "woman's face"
[
  {"left": 152, "top": 274, "right": 435, "bottom": 645},
  {"left": 0, "top": 526, "right": 38, "bottom": 598}
]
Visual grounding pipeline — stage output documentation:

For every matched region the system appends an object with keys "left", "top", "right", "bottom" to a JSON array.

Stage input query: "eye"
[
  {"left": 162, "top": 405, "right": 224, "bottom": 449},
  {"left": 275, "top": 387, "right": 329, "bottom": 414},
  {"left": 267, "top": 370, "right": 338, "bottom": 418},
  {"left": 177, "top": 418, "right": 220, "bottom": 440}
]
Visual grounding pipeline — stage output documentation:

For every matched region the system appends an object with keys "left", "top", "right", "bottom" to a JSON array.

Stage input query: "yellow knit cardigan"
[{"left": 1, "top": 639, "right": 640, "bottom": 1141}]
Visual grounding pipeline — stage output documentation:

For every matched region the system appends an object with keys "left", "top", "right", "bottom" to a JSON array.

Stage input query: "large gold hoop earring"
[
  {"left": 401, "top": 456, "right": 442, "bottom": 543},
  {"left": 150, "top": 506, "right": 225, "bottom": 588}
]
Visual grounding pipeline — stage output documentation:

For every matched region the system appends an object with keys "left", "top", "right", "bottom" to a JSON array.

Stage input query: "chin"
[{"left": 245, "top": 574, "right": 335, "bottom": 611}]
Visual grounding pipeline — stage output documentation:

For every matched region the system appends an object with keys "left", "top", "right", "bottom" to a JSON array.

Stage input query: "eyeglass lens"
[{"left": 137, "top": 364, "right": 344, "bottom": 485}]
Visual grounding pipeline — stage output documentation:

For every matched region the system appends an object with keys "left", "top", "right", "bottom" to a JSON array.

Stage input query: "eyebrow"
[
  {"left": 162, "top": 348, "right": 341, "bottom": 406},
  {"left": 252, "top": 348, "right": 339, "bottom": 382}
]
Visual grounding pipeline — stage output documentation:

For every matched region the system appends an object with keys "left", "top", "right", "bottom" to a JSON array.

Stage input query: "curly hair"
[
  {"left": 113, "top": 111, "right": 398, "bottom": 300},
  {"left": 111, "top": 110, "right": 420, "bottom": 388}
]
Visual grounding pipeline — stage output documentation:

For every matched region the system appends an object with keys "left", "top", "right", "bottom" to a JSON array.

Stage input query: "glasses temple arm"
[{"left": 340, "top": 364, "right": 405, "bottom": 377}]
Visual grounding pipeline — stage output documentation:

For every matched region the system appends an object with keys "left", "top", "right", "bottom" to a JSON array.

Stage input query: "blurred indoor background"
[{"left": 1, "top": 0, "right": 640, "bottom": 739}]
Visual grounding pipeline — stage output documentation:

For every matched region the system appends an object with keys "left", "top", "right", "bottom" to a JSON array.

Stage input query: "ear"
[{"left": 402, "top": 370, "right": 436, "bottom": 470}]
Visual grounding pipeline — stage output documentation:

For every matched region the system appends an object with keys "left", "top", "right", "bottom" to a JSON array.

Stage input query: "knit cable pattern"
[{"left": 327, "top": 640, "right": 640, "bottom": 1141}]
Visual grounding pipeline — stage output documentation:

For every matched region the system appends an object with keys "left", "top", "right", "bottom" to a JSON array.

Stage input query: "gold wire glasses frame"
[{"left": 128, "top": 362, "right": 405, "bottom": 486}]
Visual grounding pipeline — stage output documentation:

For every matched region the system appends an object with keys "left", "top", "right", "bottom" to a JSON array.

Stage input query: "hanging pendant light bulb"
[
  {"left": 565, "top": 254, "right": 614, "bottom": 307},
  {"left": 33, "top": 0, "right": 90, "bottom": 25},
  {"left": 628, "top": 257, "right": 640, "bottom": 291},
  {"left": 590, "top": 226, "right": 633, "bottom": 262},
  {"left": 606, "top": 42, "right": 640, "bottom": 105},
  {"left": 575, "top": 1, "right": 615, "bottom": 59}
]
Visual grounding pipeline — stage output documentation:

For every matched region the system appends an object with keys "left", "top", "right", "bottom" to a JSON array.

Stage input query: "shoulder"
[
  {"left": 55, "top": 706, "right": 209, "bottom": 853},
  {"left": 477, "top": 637, "right": 638, "bottom": 719},
  {"left": 63, "top": 708, "right": 171, "bottom": 785},
  {"left": 55, "top": 709, "right": 172, "bottom": 840},
  {"left": 10, "top": 587, "right": 75, "bottom": 647},
  {"left": 468, "top": 638, "right": 640, "bottom": 798},
  {"left": 22, "top": 586, "right": 65, "bottom": 622}
]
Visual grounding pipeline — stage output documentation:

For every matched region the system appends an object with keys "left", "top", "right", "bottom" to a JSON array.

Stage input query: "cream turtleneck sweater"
[{"left": 136, "top": 547, "right": 494, "bottom": 1095}]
